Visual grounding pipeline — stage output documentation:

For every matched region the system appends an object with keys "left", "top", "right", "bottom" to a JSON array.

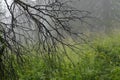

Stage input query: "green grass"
[{"left": 16, "top": 33, "right": 120, "bottom": 80}]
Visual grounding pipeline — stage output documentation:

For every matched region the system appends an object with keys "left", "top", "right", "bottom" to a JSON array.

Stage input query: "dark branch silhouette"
[{"left": 0, "top": 0, "right": 90, "bottom": 79}]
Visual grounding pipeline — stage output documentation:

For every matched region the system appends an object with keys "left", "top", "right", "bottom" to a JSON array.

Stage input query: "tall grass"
[{"left": 16, "top": 33, "right": 120, "bottom": 80}]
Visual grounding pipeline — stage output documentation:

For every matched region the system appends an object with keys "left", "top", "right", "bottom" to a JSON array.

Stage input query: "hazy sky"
[
  {"left": 2, "top": 0, "right": 12, "bottom": 4},
  {"left": 1, "top": 0, "right": 13, "bottom": 18}
]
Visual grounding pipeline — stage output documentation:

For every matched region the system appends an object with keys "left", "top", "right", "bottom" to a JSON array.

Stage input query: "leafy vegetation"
[{"left": 14, "top": 33, "right": 120, "bottom": 80}]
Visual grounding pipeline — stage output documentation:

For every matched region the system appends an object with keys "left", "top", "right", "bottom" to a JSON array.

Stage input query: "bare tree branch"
[{"left": 0, "top": 0, "right": 90, "bottom": 79}]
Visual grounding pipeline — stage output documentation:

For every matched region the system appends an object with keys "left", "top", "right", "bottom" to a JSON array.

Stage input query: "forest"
[{"left": 0, "top": 0, "right": 120, "bottom": 80}]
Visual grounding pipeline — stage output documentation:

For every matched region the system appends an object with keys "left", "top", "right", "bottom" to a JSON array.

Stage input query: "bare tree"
[{"left": 0, "top": 0, "right": 90, "bottom": 79}]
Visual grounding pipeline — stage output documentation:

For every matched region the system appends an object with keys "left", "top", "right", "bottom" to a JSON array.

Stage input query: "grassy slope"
[{"left": 18, "top": 33, "right": 120, "bottom": 80}]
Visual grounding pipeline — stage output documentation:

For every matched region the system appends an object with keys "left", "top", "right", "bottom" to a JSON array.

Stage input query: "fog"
[{"left": 1, "top": 0, "right": 120, "bottom": 42}]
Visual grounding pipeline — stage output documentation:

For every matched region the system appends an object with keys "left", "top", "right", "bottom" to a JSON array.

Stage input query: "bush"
[{"left": 16, "top": 33, "right": 120, "bottom": 80}]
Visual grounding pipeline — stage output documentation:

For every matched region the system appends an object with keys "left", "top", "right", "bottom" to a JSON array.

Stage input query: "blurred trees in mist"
[{"left": 71, "top": 0, "right": 120, "bottom": 34}]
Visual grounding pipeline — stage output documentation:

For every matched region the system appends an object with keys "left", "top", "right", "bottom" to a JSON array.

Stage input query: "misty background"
[{"left": 1, "top": 0, "right": 120, "bottom": 37}]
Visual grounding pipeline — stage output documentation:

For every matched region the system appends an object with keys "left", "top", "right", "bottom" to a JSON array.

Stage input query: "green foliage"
[{"left": 8, "top": 33, "right": 120, "bottom": 80}]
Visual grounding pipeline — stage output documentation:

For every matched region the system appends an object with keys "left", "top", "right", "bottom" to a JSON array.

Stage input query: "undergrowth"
[{"left": 16, "top": 33, "right": 120, "bottom": 80}]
